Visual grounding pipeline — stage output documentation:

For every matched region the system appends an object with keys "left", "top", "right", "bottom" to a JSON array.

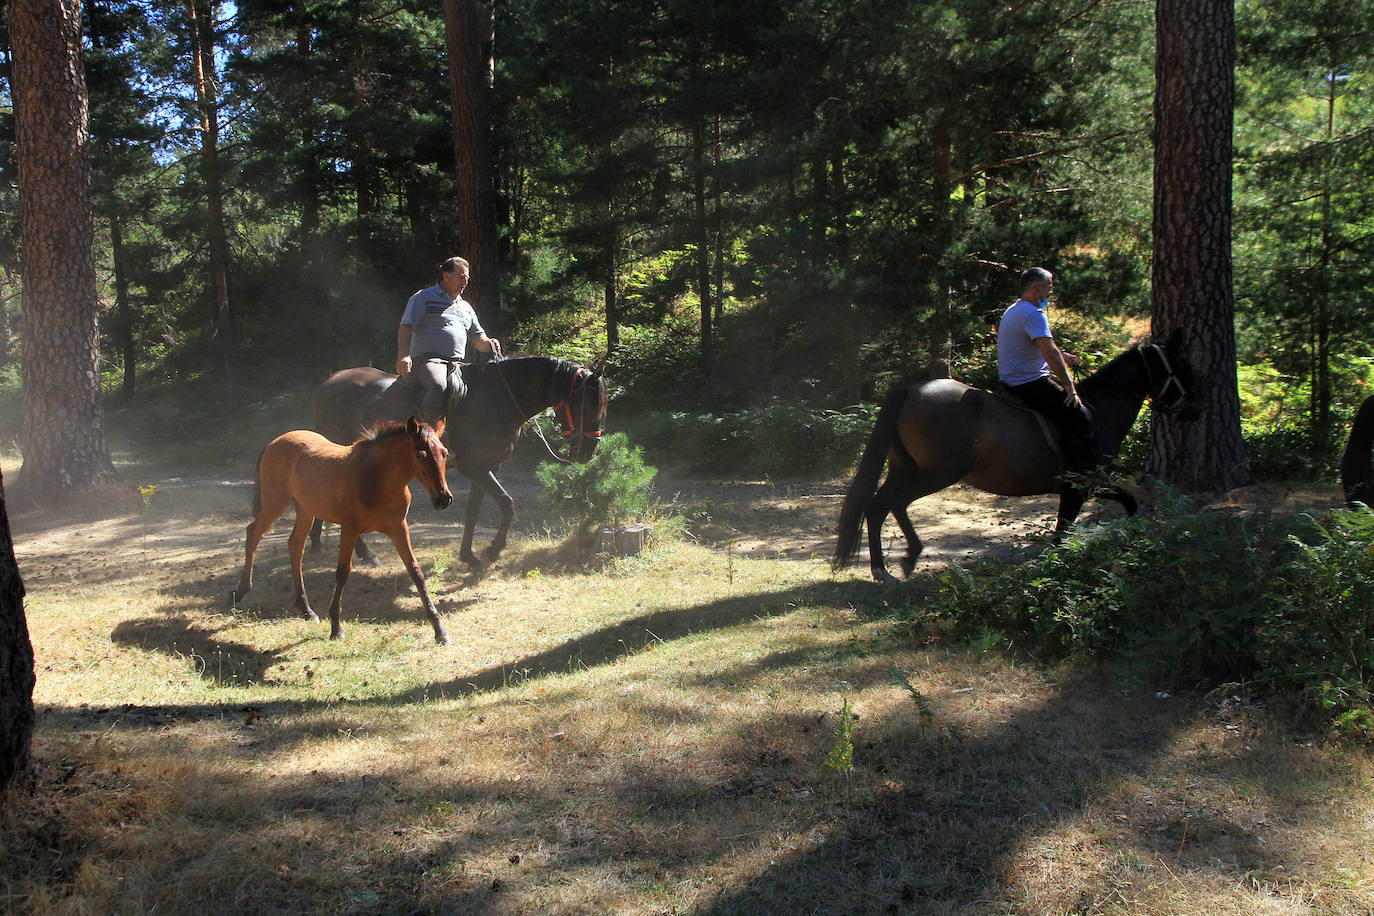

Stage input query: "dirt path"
[{"left": 10, "top": 471, "right": 1343, "bottom": 590}]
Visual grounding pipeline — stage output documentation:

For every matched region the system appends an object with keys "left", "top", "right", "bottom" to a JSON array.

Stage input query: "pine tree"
[{"left": 11, "top": 0, "right": 120, "bottom": 499}]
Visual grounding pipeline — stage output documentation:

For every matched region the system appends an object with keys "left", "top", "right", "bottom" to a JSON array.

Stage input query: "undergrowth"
[{"left": 932, "top": 494, "right": 1374, "bottom": 734}]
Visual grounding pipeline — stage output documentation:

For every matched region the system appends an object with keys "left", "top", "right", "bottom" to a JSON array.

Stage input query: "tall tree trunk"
[
  {"left": 110, "top": 215, "right": 137, "bottom": 398},
  {"left": 443, "top": 0, "right": 502, "bottom": 335},
  {"left": 11, "top": 0, "right": 120, "bottom": 499},
  {"left": 1146, "top": 0, "right": 1248, "bottom": 493},
  {"left": 296, "top": 13, "right": 320, "bottom": 240},
  {"left": 351, "top": 1, "right": 373, "bottom": 221},
  {"left": 186, "top": 0, "right": 237, "bottom": 411},
  {"left": 604, "top": 236, "right": 619, "bottom": 352},
  {"left": 693, "top": 114, "right": 715, "bottom": 408},
  {"left": 0, "top": 467, "right": 32, "bottom": 790}
]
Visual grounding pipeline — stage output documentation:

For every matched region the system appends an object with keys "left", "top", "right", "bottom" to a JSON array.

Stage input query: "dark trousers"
[{"left": 1006, "top": 376, "right": 1099, "bottom": 471}]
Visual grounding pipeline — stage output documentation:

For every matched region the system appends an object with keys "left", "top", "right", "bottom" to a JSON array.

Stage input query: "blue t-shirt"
[
  {"left": 400, "top": 285, "right": 485, "bottom": 360},
  {"left": 997, "top": 298, "right": 1053, "bottom": 385}
]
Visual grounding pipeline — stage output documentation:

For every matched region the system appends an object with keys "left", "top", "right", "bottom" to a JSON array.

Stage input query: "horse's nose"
[{"left": 434, "top": 492, "right": 453, "bottom": 510}]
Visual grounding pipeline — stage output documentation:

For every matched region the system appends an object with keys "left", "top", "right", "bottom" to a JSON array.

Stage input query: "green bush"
[
  {"left": 932, "top": 498, "right": 1374, "bottom": 731},
  {"left": 536, "top": 431, "right": 657, "bottom": 529},
  {"left": 623, "top": 403, "right": 878, "bottom": 478}
]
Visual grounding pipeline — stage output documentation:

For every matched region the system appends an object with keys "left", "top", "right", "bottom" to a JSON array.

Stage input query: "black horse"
[
  {"left": 1341, "top": 395, "right": 1374, "bottom": 508},
  {"left": 311, "top": 355, "right": 607, "bottom": 570},
  {"left": 835, "top": 330, "right": 1192, "bottom": 583}
]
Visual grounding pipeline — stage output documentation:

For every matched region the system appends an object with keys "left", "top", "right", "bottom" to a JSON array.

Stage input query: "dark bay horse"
[
  {"left": 312, "top": 355, "right": 607, "bottom": 571},
  {"left": 1341, "top": 395, "right": 1374, "bottom": 508},
  {"left": 232, "top": 417, "right": 454, "bottom": 643},
  {"left": 834, "top": 331, "right": 1192, "bottom": 583}
]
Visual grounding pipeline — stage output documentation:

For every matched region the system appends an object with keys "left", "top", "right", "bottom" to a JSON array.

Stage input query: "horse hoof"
[
  {"left": 361, "top": 555, "right": 382, "bottom": 569},
  {"left": 872, "top": 568, "right": 901, "bottom": 586},
  {"left": 482, "top": 546, "right": 501, "bottom": 563},
  {"left": 899, "top": 558, "right": 917, "bottom": 578},
  {"left": 330, "top": 629, "right": 343, "bottom": 640},
  {"left": 462, "top": 554, "right": 487, "bottom": 573},
  {"left": 434, "top": 629, "right": 450, "bottom": 646}
]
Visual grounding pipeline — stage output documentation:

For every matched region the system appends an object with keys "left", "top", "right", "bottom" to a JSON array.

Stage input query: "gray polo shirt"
[{"left": 400, "top": 285, "right": 484, "bottom": 360}]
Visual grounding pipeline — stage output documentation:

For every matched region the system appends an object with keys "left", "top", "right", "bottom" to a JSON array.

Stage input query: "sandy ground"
[{"left": 9, "top": 466, "right": 1343, "bottom": 593}]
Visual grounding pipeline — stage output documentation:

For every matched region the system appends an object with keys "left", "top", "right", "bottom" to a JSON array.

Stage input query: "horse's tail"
[
  {"left": 250, "top": 446, "right": 267, "bottom": 517},
  {"left": 834, "top": 387, "right": 909, "bottom": 570}
]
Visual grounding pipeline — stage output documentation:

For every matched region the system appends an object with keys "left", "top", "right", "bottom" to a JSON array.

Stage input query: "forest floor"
[{"left": 4, "top": 459, "right": 1371, "bottom": 915}]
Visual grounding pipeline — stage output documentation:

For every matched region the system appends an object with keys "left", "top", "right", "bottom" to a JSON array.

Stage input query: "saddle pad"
[{"left": 992, "top": 388, "right": 1063, "bottom": 459}]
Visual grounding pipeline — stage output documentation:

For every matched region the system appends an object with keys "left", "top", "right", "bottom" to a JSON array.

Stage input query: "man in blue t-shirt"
[
  {"left": 996, "top": 266, "right": 1099, "bottom": 472},
  {"left": 397, "top": 256, "right": 501, "bottom": 425}
]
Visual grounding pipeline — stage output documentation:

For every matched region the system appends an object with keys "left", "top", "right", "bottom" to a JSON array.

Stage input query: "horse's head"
[
  {"left": 1143, "top": 327, "right": 1195, "bottom": 418},
  {"left": 407, "top": 416, "right": 453, "bottom": 510},
  {"left": 554, "top": 360, "right": 608, "bottom": 463}
]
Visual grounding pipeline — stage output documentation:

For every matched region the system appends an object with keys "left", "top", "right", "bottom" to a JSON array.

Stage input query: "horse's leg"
[
  {"left": 473, "top": 470, "right": 515, "bottom": 564},
  {"left": 1095, "top": 484, "right": 1138, "bottom": 517},
  {"left": 866, "top": 464, "right": 962, "bottom": 584},
  {"left": 382, "top": 522, "right": 449, "bottom": 646},
  {"left": 233, "top": 492, "right": 290, "bottom": 606},
  {"left": 354, "top": 536, "right": 382, "bottom": 568},
  {"left": 287, "top": 507, "right": 321, "bottom": 622},
  {"left": 1051, "top": 485, "right": 1087, "bottom": 544},
  {"left": 233, "top": 512, "right": 276, "bottom": 605},
  {"left": 458, "top": 482, "right": 487, "bottom": 571},
  {"left": 309, "top": 516, "right": 379, "bottom": 566},
  {"left": 891, "top": 502, "right": 924, "bottom": 579},
  {"left": 327, "top": 527, "right": 359, "bottom": 640}
]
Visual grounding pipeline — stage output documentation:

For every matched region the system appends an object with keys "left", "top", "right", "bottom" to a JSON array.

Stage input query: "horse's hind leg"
[
  {"left": 868, "top": 471, "right": 956, "bottom": 583},
  {"left": 475, "top": 471, "right": 514, "bottom": 565},
  {"left": 382, "top": 522, "right": 449, "bottom": 645},
  {"left": 233, "top": 495, "right": 290, "bottom": 606},
  {"left": 287, "top": 507, "right": 321, "bottom": 622}
]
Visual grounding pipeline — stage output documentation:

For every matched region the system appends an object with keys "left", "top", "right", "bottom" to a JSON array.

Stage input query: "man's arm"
[
  {"left": 472, "top": 333, "right": 501, "bottom": 354},
  {"left": 1035, "top": 336, "right": 1080, "bottom": 406},
  {"left": 397, "top": 324, "right": 413, "bottom": 376}
]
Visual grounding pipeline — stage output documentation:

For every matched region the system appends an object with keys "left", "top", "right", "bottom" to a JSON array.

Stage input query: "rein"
[
  {"left": 486, "top": 355, "right": 600, "bottom": 464},
  {"left": 1095, "top": 343, "right": 1188, "bottom": 413}
]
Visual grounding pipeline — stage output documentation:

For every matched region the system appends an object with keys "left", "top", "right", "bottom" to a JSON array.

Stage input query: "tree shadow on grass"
[{"left": 109, "top": 616, "right": 309, "bottom": 689}]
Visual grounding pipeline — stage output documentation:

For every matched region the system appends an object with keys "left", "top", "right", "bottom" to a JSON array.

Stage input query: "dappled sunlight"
[{"left": 6, "top": 478, "right": 1374, "bottom": 914}]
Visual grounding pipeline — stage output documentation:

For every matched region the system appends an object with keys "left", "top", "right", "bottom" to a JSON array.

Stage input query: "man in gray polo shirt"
[
  {"left": 996, "top": 266, "right": 1099, "bottom": 473},
  {"left": 396, "top": 256, "right": 501, "bottom": 426}
]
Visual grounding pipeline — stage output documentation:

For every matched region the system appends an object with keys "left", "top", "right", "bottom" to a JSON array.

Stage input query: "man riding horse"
[
  {"left": 997, "top": 266, "right": 1101, "bottom": 475},
  {"left": 397, "top": 256, "right": 501, "bottom": 432}
]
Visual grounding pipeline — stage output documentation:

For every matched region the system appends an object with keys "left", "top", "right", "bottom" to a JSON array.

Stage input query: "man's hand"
[
  {"left": 397, "top": 354, "right": 412, "bottom": 377},
  {"left": 1063, "top": 386, "right": 1081, "bottom": 408}
]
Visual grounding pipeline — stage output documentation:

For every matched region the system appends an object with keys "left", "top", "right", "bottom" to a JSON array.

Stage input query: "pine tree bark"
[
  {"left": 0, "top": 467, "right": 33, "bottom": 790},
  {"left": 1146, "top": 0, "right": 1248, "bottom": 493},
  {"left": 443, "top": 0, "right": 502, "bottom": 335},
  {"left": 11, "top": 0, "right": 120, "bottom": 499}
]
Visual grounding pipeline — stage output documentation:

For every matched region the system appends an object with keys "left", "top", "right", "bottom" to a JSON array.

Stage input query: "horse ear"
[
  {"left": 590, "top": 354, "right": 608, "bottom": 378},
  {"left": 406, "top": 416, "right": 421, "bottom": 436},
  {"left": 433, "top": 417, "right": 446, "bottom": 437}
]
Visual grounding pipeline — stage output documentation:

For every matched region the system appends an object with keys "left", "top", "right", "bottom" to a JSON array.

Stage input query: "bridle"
[
  {"left": 552, "top": 365, "right": 604, "bottom": 446},
  {"left": 1098, "top": 343, "right": 1189, "bottom": 413}
]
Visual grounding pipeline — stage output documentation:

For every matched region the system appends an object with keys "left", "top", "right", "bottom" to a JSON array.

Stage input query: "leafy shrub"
[
  {"left": 536, "top": 431, "right": 657, "bottom": 529},
  {"left": 932, "top": 498, "right": 1374, "bottom": 731},
  {"left": 623, "top": 403, "right": 879, "bottom": 478}
]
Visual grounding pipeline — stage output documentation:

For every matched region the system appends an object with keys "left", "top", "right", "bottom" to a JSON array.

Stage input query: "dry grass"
[{"left": 3, "top": 476, "right": 1373, "bottom": 915}]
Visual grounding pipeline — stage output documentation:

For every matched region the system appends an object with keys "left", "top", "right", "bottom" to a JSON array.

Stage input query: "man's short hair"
[
  {"left": 439, "top": 256, "right": 470, "bottom": 277},
  {"left": 1020, "top": 267, "right": 1052, "bottom": 294}
]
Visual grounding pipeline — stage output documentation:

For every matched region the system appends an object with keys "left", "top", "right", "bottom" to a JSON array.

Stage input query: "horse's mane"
[
  {"left": 355, "top": 420, "right": 417, "bottom": 446},
  {"left": 1077, "top": 337, "right": 1153, "bottom": 396}
]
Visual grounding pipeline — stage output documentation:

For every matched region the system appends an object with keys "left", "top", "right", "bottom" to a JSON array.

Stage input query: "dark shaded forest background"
[{"left": 0, "top": 0, "right": 1370, "bottom": 478}]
